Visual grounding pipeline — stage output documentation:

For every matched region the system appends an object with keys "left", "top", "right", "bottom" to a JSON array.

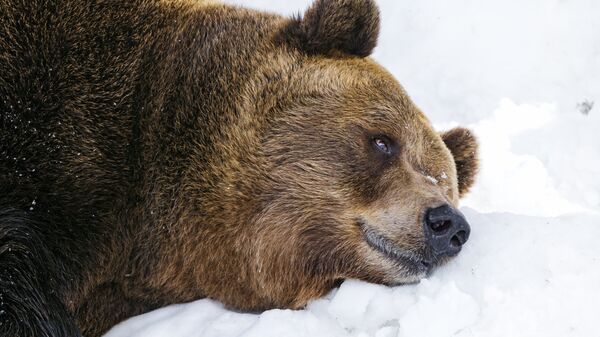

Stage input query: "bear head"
[{"left": 186, "top": 0, "right": 479, "bottom": 310}]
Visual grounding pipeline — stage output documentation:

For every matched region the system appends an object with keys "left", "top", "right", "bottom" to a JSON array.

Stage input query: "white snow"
[
  {"left": 425, "top": 175, "right": 439, "bottom": 185},
  {"left": 105, "top": 1, "right": 600, "bottom": 336}
]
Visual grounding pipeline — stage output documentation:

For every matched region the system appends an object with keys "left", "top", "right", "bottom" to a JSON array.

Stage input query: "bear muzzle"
[{"left": 359, "top": 203, "right": 471, "bottom": 281}]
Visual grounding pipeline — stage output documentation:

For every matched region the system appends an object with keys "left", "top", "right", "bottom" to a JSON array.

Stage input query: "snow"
[
  {"left": 105, "top": 1, "right": 600, "bottom": 336},
  {"left": 458, "top": 99, "right": 596, "bottom": 217},
  {"left": 424, "top": 175, "right": 439, "bottom": 185}
]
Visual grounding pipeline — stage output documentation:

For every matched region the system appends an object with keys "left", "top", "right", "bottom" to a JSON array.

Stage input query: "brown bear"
[{"left": 0, "top": 0, "right": 478, "bottom": 336}]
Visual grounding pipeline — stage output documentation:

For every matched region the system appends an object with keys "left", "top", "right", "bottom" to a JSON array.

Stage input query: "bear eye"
[{"left": 371, "top": 135, "right": 393, "bottom": 155}]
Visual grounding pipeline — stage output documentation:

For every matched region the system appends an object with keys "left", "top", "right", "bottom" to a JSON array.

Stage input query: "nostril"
[
  {"left": 450, "top": 230, "right": 468, "bottom": 247},
  {"left": 450, "top": 235, "right": 461, "bottom": 248},
  {"left": 430, "top": 220, "right": 452, "bottom": 233}
]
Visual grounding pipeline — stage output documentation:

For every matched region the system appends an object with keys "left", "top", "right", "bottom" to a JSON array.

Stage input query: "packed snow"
[{"left": 105, "top": 1, "right": 600, "bottom": 336}]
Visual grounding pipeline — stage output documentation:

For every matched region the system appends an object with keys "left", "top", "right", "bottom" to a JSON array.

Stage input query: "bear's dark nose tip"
[{"left": 424, "top": 204, "right": 470, "bottom": 257}]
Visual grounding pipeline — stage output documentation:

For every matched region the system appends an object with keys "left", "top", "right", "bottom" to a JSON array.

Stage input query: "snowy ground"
[{"left": 105, "top": 1, "right": 600, "bottom": 336}]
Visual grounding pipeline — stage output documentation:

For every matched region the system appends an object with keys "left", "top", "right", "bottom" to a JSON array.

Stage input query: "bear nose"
[{"left": 424, "top": 204, "right": 470, "bottom": 258}]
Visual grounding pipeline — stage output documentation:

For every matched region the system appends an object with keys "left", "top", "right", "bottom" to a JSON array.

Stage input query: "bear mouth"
[{"left": 358, "top": 220, "right": 433, "bottom": 277}]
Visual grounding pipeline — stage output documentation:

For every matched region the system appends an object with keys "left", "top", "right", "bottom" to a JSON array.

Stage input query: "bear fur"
[{"left": 0, "top": 0, "right": 478, "bottom": 336}]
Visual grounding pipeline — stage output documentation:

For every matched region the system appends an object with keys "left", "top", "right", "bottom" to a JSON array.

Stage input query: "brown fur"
[{"left": 0, "top": 0, "right": 478, "bottom": 336}]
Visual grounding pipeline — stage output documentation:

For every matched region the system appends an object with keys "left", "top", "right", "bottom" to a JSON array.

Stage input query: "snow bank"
[
  {"left": 105, "top": 1, "right": 600, "bottom": 336},
  {"left": 459, "top": 99, "right": 599, "bottom": 216}
]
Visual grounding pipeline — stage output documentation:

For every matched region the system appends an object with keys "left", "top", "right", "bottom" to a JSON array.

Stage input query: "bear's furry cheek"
[{"left": 440, "top": 127, "right": 479, "bottom": 198}]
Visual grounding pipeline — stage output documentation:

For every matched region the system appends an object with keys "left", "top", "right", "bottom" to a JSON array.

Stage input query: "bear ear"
[
  {"left": 440, "top": 127, "right": 479, "bottom": 198},
  {"left": 279, "top": 0, "right": 380, "bottom": 57}
]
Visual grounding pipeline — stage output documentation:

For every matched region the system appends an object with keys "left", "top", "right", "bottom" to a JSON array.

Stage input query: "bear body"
[{"left": 0, "top": 0, "right": 478, "bottom": 336}]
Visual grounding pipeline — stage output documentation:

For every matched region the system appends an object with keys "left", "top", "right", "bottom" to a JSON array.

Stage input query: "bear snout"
[{"left": 423, "top": 204, "right": 471, "bottom": 258}]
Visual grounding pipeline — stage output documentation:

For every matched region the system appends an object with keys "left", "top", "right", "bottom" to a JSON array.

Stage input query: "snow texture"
[{"left": 105, "top": 1, "right": 600, "bottom": 336}]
